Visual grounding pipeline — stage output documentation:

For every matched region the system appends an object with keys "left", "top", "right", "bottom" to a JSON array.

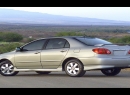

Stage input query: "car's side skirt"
[{"left": 14, "top": 67, "right": 62, "bottom": 72}]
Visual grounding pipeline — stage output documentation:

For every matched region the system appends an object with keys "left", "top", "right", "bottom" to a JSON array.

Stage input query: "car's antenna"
[
  {"left": 83, "top": 33, "right": 95, "bottom": 38},
  {"left": 83, "top": 33, "right": 87, "bottom": 38}
]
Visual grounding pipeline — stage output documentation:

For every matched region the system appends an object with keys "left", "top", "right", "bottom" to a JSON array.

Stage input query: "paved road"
[{"left": 0, "top": 70, "right": 130, "bottom": 88}]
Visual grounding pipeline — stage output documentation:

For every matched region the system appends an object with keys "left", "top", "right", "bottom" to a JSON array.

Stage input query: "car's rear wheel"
[
  {"left": 36, "top": 71, "right": 51, "bottom": 74},
  {"left": 0, "top": 61, "right": 19, "bottom": 76},
  {"left": 101, "top": 68, "right": 121, "bottom": 76},
  {"left": 65, "top": 59, "right": 86, "bottom": 77}
]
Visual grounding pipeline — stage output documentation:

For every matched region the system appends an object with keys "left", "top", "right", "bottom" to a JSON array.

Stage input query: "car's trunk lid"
[{"left": 94, "top": 44, "right": 130, "bottom": 56}]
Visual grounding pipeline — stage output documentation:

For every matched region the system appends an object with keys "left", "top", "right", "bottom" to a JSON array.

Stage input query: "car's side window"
[
  {"left": 46, "top": 38, "right": 69, "bottom": 49},
  {"left": 22, "top": 39, "right": 46, "bottom": 51}
]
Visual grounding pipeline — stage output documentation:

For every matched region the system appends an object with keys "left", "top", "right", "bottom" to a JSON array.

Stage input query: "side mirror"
[{"left": 16, "top": 47, "right": 21, "bottom": 52}]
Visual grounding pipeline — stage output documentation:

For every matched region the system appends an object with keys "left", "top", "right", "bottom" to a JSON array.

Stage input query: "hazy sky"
[{"left": 1, "top": 7, "right": 130, "bottom": 21}]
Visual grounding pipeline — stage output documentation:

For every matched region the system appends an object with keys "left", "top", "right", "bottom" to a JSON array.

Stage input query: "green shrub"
[
  {"left": 0, "top": 42, "right": 24, "bottom": 54},
  {"left": 108, "top": 36, "right": 130, "bottom": 44},
  {"left": 0, "top": 32, "right": 23, "bottom": 42}
]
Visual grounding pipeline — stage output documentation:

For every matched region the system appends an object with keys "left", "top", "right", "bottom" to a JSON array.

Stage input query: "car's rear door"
[{"left": 40, "top": 38, "right": 70, "bottom": 69}]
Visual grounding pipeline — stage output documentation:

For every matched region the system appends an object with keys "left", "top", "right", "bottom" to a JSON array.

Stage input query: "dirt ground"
[{"left": 122, "top": 68, "right": 130, "bottom": 71}]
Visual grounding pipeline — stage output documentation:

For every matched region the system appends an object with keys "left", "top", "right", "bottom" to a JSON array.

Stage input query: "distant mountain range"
[{"left": 0, "top": 8, "right": 130, "bottom": 25}]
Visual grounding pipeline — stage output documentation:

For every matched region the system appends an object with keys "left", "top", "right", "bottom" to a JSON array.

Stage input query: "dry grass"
[{"left": 122, "top": 68, "right": 130, "bottom": 71}]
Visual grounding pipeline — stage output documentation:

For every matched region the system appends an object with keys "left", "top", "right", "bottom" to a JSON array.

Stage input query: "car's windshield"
[{"left": 74, "top": 37, "right": 112, "bottom": 46}]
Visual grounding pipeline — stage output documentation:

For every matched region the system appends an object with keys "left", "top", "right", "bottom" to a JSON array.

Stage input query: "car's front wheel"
[
  {"left": 65, "top": 59, "right": 86, "bottom": 77},
  {"left": 0, "top": 61, "right": 19, "bottom": 76},
  {"left": 101, "top": 68, "right": 121, "bottom": 76},
  {"left": 36, "top": 71, "right": 51, "bottom": 74}
]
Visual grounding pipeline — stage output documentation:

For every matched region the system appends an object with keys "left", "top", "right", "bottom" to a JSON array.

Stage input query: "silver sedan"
[{"left": 0, "top": 36, "right": 130, "bottom": 77}]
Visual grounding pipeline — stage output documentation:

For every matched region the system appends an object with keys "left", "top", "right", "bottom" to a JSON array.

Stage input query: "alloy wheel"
[
  {"left": 67, "top": 62, "right": 80, "bottom": 75},
  {"left": 1, "top": 63, "right": 15, "bottom": 75}
]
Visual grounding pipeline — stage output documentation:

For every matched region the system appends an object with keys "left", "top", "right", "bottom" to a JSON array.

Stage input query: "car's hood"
[{"left": 0, "top": 50, "right": 16, "bottom": 58}]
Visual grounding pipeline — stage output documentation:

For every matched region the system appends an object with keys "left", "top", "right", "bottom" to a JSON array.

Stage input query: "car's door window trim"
[
  {"left": 45, "top": 38, "right": 70, "bottom": 50},
  {"left": 21, "top": 39, "right": 47, "bottom": 51}
]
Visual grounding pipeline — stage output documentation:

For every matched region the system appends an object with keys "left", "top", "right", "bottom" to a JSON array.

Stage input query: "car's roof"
[{"left": 38, "top": 36, "right": 96, "bottom": 39}]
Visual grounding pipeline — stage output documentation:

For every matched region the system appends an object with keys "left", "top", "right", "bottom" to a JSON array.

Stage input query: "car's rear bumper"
[
  {"left": 79, "top": 57, "right": 130, "bottom": 70},
  {"left": 83, "top": 65, "right": 130, "bottom": 71}
]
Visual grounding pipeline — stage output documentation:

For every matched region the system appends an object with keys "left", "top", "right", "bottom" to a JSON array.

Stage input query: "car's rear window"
[{"left": 74, "top": 37, "right": 112, "bottom": 46}]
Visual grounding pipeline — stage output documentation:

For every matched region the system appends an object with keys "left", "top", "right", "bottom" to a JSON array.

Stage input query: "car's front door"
[
  {"left": 15, "top": 39, "right": 46, "bottom": 69},
  {"left": 40, "top": 38, "right": 70, "bottom": 69}
]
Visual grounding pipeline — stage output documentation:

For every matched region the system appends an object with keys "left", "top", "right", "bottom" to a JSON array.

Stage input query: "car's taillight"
[
  {"left": 92, "top": 48, "right": 111, "bottom": 54},
  {"left": 128, "top": 50, "right": 130, "bottom": 54}
]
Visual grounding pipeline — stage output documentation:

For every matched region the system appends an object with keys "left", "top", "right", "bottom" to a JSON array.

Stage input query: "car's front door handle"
[
  {"left": 60, "top": 50, "right": 67, "bottom": 52},
  {"left": 34, "top": 52, "right": 40, "bottom": 54}
]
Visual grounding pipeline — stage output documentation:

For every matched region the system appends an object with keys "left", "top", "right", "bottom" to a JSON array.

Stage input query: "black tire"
[
  {"left": 101, "top": 68, "right": 121, "bottom": 76},
  {"left": 0, "top": 61, "right": 19, "bottom": 76},
  {"left": 65, "top": 59, "right": 86, "bottom": 77},
  {"left": 36, "top": 71, "right": 51, "bottom": 74}
]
